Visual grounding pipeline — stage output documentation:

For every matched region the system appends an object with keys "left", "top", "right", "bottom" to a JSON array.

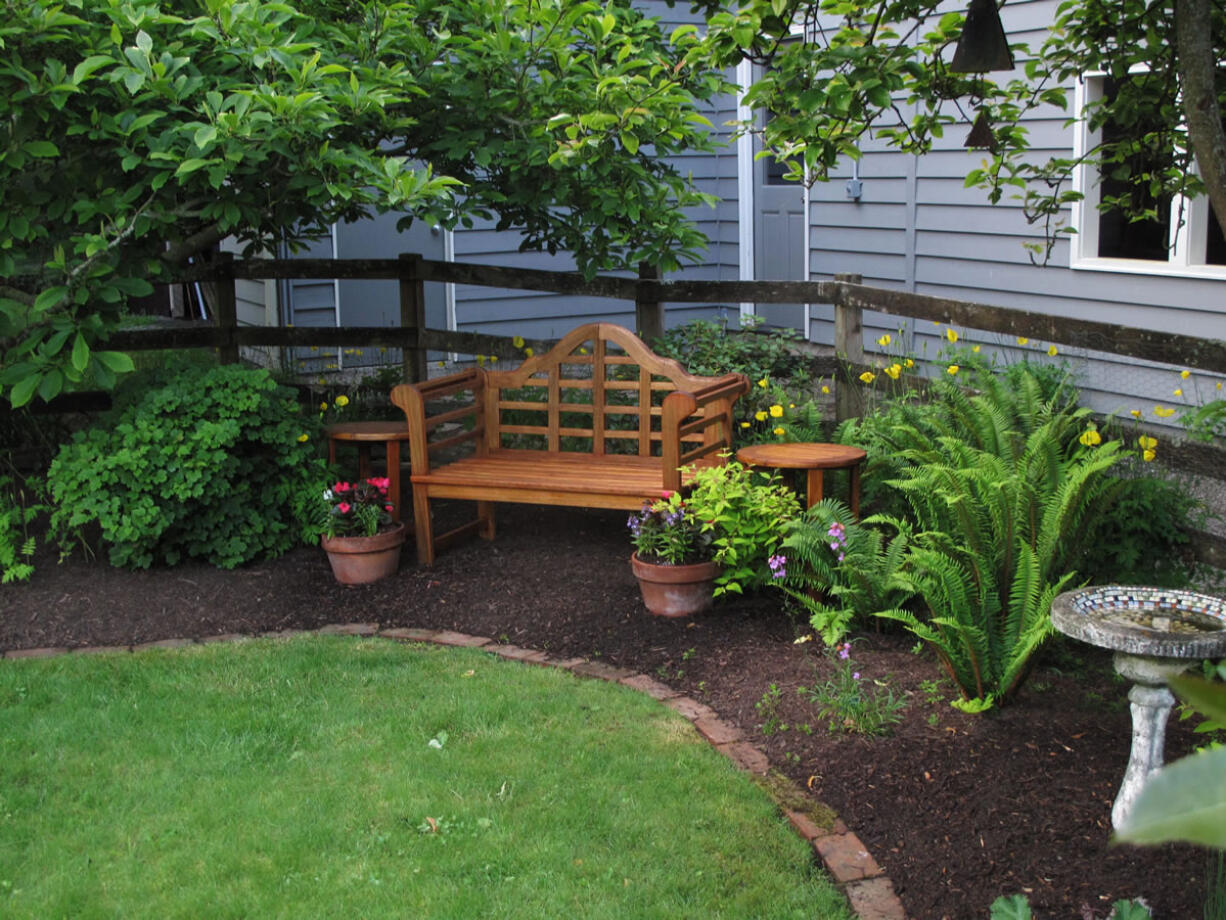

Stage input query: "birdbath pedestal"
[{"left": 1050, "top": 586, "right": 1226, "bottom": 830}]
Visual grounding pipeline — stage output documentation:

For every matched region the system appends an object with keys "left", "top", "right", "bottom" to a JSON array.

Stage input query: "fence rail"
[{"left": 146, "top": 253, "right": 1226, "bottom": 377}]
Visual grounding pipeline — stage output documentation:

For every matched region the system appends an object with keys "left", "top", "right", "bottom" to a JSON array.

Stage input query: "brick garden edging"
[{"left": 4, "top": 624, "right": 908, "bottom": 920}]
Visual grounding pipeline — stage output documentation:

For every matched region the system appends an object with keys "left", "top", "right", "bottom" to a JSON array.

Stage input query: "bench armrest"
[
  {"left": 660, "top": 373, "right": 749, "bottom": 490},
  {"left": 390, "top": 369, "right": 485, "bottom": 476}
]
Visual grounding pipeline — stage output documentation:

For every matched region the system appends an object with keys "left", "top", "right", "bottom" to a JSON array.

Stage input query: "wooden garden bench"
[{"left": 390, "top": 323, "right": 749, "bottom": 565}]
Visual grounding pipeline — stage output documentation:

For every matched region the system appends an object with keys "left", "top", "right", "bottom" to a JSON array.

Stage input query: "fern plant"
[
  {"left": 776, "top": 498, "right": 915, "bottom": 645},
  {"left": 0, "top": 473, "right": 45, "bottom": 583},
  {"left": 877, "top": 425, "right": 1124, "bottom": 707}
]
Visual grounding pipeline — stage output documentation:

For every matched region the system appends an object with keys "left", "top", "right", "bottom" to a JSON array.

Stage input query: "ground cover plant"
[{"left": 0, "top": 635, "right": 850, "bottom": 920}]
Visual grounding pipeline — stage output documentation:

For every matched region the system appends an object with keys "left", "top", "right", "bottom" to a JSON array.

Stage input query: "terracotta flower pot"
[
  {"left": 630, "top": 552, "right": 720, "bottom": 618},
  {"left": 321, "top": 523, "right": 407, "bottom": 585}
]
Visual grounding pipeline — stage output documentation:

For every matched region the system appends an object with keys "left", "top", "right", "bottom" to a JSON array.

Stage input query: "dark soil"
[{"left": 2, "top": 503, "right": 1213, "bottom": 919}]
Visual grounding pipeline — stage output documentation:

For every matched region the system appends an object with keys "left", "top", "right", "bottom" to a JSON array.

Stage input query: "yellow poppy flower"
[
  {"left": 513, "top": 335, "right": 525, "bottom": 348},
  {"left": 972, "top": 345, "right": 981, "bottom": 353},
  {"left": 945, "top": 328, "right": 959, "bottom": 344},
  {"left": 755, "top": 410, "right": 767, "bottom": 422},
  {"left": 904, "top": 358, "right": 915, "bottom": 368},
  {"left": 1048, "top": 345, "right": 1059, "bottom": 357},
  {"left": 1017, "top": 337, "right": 1029, "bottom": 346},
  {"left": 1173, "top": 388, "right": 1183, "bottom": 397},
  {"left": 1153, "top": 406, "right": 1176, "bottom": 418},
  {"left": 859, "top": 371, "right": 876, "bottom": 384},
  {"left": 821, "top": 385, "right": 830, "bottom": 395},
  {"left": 477, "top": 355, "right": 486, "bottom": 365},
  {"left": 1078, "top": 429, "right": 1102, "bottom": 447},
  {"left": 1129, "top": 409, "right": 1142, "bottom": 419},
  {"left": 740, "top": 421, "right": 751, "bottom": 428},
  {"left": 524, "top": 347, "right": 534, "bottom": 357},
  {"left": 757, "top": 377, "right": 768, "bottom": 388},
  {"left": 947, "top": 365, "right": 960, "bottom": 376},
  {"left": 1143, "top": 448, "right": 1156, "bottom": 462},
  {"left": 769, "top": 404, "right": 783, "bottom": 418},
  {"left": 884, "top": 363, "right": 902, "bottom": 380},
  {"left": 773, "top": 426, "right": 785, "bottom": 436},
  {"left": 334, "top": 395, "right": 349, "bottom": 407},
  {"left": 1138, "top": 436, "right": 1157, "bottom": 450},
  {"left": 1180, "top": 369, "right": 1191, "bottom": 379},
  {"left": 579, "top": 347, "right": 589, "bottom": 355},
  {"left": 319, "top": 402, "right": 328, "bottom": 411},
  {"left": 877, "top": 333, "right": 892, "bottom": 347},
  {"left": 297, "top": 434, "right": 309, "bottom": 443}
]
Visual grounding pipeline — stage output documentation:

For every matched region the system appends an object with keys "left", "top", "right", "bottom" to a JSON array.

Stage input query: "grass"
[{"left": 0, "top": 636, "right": 852, "bottom": 919}]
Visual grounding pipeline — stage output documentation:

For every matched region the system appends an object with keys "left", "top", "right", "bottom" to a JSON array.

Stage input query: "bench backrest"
[{"left": 482, "top": 323, "right": 730, "bottom": 457}]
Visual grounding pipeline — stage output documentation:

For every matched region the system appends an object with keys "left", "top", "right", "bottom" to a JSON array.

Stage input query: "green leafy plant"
[
  {"left": 755, "top": 683, "right": 788, "bottom": 736},
  {"left": 0, "top": 473, "right": 46, "bottom": 583},
  {"left": 684, "top": 460, "right": 802, "bottom": 596},
  {"left": 989, "top": 893, "right": 1152, "bottom": 919},
  {"left": 47, "top": 364, "right": 327, "bottom": 568},
  {"left": 877, "top": 428, "right": 1123, "bottom": 708},
  {"left": 776, "top": 498, "right": 916, "bottom": 645},
  {"left": 627, "top": 490, "right": 714, "bottom": 565},
  {"left": 798, "top": 642, "right": 906, "bottom": 736}
]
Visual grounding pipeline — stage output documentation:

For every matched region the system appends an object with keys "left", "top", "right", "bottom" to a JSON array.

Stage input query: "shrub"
[
  {"left": 48, "top": 364, "right": 327, "bottom": 568},
  {"left": 684, "top": 460, "right": 801, "bottom": 596}
]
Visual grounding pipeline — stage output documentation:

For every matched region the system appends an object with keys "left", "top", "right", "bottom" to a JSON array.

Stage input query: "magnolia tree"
[
  {"left": 0, "top": 0, "right": 726, "bottom": 406},
  {"left": 693, "top": 0, "right": 1226, "bottom": 259}
]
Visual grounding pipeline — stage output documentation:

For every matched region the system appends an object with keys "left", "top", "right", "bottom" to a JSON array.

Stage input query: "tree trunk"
[{"left": 1175, "top": 0, "right": 1226, "bottom": 240}]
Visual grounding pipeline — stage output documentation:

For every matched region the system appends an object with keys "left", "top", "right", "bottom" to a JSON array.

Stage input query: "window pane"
[
  {"left": 1206, "top": 200, "right": 1226, "bottom": 265},
  {"left": 1095, "top": 77, "right": 1173, "bottom": 261}
]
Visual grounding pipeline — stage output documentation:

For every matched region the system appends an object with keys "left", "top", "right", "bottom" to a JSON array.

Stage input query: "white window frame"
[{"left": 1070, "top": 73, "right": 1226, "bottom": 280}]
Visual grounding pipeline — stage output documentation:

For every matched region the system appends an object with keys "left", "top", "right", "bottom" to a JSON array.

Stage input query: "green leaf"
[
  {"left": 1114, "top": 746, "right": 1226, "bottom": 848},
  {"left": 37, "top": 369, "right": 64, "bottom": 402},
  {"left": 9, "top": 373, "right": 41, "bottom": 408},
  {"left": 71, "top": 333, "right": 90, "bottom": 373},
  {"left": 72, "top": 54, "right": 114, "bottom": 83},
  {"left": 23, "top": 141, "right": 60, "bottom": 158},
  {"left": 33, "top": 287, "right": 69, "bottom": 313},
  {"left": 1169, "top": 674, "right": 1226, "bottom": 725},
  {"left": 95, "top": 350, "right": 136, "bottom": 373},
  {"left": 988, "top": 894, "right": 1032, "bottom": 920},
  {"left": 175, "top": 158, "right": 210, "bottom": 177},
  {"left": 621, "top": 131, "right": 639, "bottom": 155}
]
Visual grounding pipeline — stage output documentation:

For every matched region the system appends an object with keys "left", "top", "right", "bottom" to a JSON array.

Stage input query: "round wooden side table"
[
  {"left": 735, "top": 442, "right": 868, "bottom": 518},
  {"left": 325, "top": 421, "right": 412, "bottom": 522}
]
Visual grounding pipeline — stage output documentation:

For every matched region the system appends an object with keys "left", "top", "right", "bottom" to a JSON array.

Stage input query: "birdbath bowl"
[{"left": 1050, "top": 586, "right": 1226, "bottom": 830}]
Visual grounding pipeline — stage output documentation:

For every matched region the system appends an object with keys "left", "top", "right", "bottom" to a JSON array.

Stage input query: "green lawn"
[{"left": 0, "top": 636, "right": 851, "bottom": 919}]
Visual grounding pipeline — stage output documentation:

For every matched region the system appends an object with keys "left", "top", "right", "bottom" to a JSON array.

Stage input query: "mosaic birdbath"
[{"left": 1050, "top": 586, "right": 1226, "bottom": 830}]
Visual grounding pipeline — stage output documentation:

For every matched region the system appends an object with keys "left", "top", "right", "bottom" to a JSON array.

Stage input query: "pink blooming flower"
[
  {"left": 385, "top": 504, "right": 394, "bottom": 512},
  {"left": 661, "top": 489, "right": 673, "bottom": 499},
  {"left": 337, "top": 502, "right": 351, "bottom": 513},
  {"left": 333, "top": 481, "right": 351, "bottom": 493}
]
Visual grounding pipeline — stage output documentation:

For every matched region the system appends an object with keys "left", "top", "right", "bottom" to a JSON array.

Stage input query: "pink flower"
[
  {"left": 337, "top": 502, "right": 351, "bottom": 513},
  {"left": 661, "top": 489, "right": 673, "bottom": 499},
  {"left": 333, "top": 481, "right": 351, "bottom": 493},
  {"left": 385, "top": 504, "right": 394, "bottom": 512}
]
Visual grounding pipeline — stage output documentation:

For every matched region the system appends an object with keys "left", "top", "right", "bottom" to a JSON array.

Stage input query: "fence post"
[
  {"left": 212, "top": 251, "right": 239, "bottom": 365},
  {"left": 635, "top": 262, "right": 663, "bottom": 344},
  {"left": 833, "top": 272, "right": 864, "bottom": 423},
  {"left": 399, "top": 252, "right": 427, "bottom": 383}
]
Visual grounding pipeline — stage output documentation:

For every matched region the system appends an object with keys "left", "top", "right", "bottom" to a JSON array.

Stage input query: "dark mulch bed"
[{"left": 2, "top": 503, "right": 1212, "bottom": 919}]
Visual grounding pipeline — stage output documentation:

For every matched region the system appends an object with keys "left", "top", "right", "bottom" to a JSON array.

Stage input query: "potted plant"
[
  {"left": 627, "top": 490, "right": 719, "bottom": 617},
  {"left": 314, "top": 478, "right": 407, "bottom": 585}
]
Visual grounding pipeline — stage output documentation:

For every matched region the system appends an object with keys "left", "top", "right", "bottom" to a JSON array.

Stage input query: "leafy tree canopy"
[
  {"left": 692, "top": 0, "right": 1226, "bottom": 261},
  {"left": 0, "top": 0, "right": 726, "bottom": 405}
]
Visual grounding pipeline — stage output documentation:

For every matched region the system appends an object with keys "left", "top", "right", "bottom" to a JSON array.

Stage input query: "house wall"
[{"left": 802, "top": 0, "right": 1226, "bottom": 422}]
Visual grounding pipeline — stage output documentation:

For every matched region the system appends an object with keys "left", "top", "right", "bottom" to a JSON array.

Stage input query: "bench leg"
[
  {"left": 413, "top": 487, "right": 435, "bottom": 566},
  {"left": 477, "top": 501, "right": 496, "bottom": 541}
]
